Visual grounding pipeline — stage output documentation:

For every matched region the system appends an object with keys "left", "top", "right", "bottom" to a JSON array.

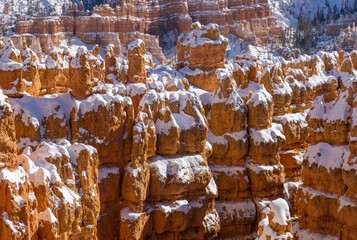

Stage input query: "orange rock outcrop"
[
  {"left": 294, "top": 51, "right": 357, "bottom": 240},
  {"left": 0, "top": 89, "right": 100, "bottom": 239},
  {"left": 177, "top": 23, "right": 228, "bottom": 92},
  {"left": 2, "top": 22, "right": 357, "bottom": 240}
]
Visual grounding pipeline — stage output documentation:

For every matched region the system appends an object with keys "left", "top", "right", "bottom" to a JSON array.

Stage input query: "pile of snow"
[
  {"left": 269, "top": 198, "right": 291, "bottom": 226},
  {"left": 273, "top": 112, "right": 308, "bottom": 127},
  {"left": 249, "top": 123, "right": 285, "bottom": 145},
  {"left": 293, "top": 221, "right": 339, "bottom": 240},
  {"left": 257, "top": 198, "right": 293, "bottom": 240},
  {"left": 128, "top": 39, "right": 144, "bottom": 51},
  {"left": 0, "top": 166, "right": 27, "bottom": 190},
  {"left": 120, "top": 207, "right": 145, "bottom": 222},
  {"left": 247, "top": 85, "right": 272, "bottom": 107},
  {"left": 325, "top": 89, "right": 352, "bottom": 123},
  {"left": 38, "top": 208, "right": 58, "bottom": 223},
  {"left": 98, "top": 167, "right": 119, "bottom": 183},
  {"left": 304, "top": 143, "right": 350, "bottom": 172},
  {"left": 0, "top": 39, "right": 22, "bottom": 71},
  {"left": 148, "top": 154, "right": 209, "bottom": 184},
  {"left": 208, "top": 130, "right": 248, "bottom": 146},
  {"left": 154, "top": 107, "right": 179, "bottom": 136},
  {"left": 179, "top": 23, "right": 228, "bottom": 48}
]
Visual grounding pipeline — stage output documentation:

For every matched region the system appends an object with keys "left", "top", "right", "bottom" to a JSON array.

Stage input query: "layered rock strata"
[
  {"left": 0, "top": 90, "right": 100, "bottom": 239},
  {"left": 295, "top": 51, "right": 357, "bottom": 240},
  {"left": 2, "top": 23, "right": 357, "bottom": 240},
  {"left": 14, "top": 0, "right": 283, "bottom": 63},
  {"left": 177, "top": 23, "right": 228, "bottom": 92}
]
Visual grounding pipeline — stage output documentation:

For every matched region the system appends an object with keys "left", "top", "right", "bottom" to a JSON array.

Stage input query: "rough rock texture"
[
  {"left": 128, "top": 40, "right": 147, "bottom": 84},
  {"left": 177, "top": 23, "right": 228, "bottom": 92},
  {"left": 2, "top": 21, "right": 357, "bottom": 240},
  {"left": 14, "top": 0, "right": 282, "bottom": 63},
  {"left": 0, "top": 88, "right": 100, "bottom": 239},
  {"left": 207, "top": 69, "right": 253, "bottom": 239},
  {"left": 295, "top": 51, "right": 357, "bottom": 240},
  {"left": 0, "top": 39, "right": 24, "bottom": 97}
]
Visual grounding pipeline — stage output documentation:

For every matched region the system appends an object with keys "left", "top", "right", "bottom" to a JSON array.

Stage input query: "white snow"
[
  {"left": 208, "top": 130, "right": 248, "bottom": 146},
  {"left": 325, "top": 89, "right": 351, "bottom": 123},
  {"left": 9, "top": 92, "right": 74, "bottom": 128},
  {"left": 249, "top": 123, "right": 285, "bottom": 145},
  {"left": 128, "top": 39, "right": 144, "bottom": 51},
  {"left": 0, "top": 89, "right": 12, "bottom": 118},
  {"left": 0, "top": 167, "right": 26, "bottom": 190},
  {"left": 154, "top": 108, "right": 179, "bottom": 135},
  {"left": 38, "top": 208, "right": 58, "bottom": 223},
  {"left": 149, "top": 154, "right": 209, "bottom": 184},
  {"left": 67, "top": 142, "right": 97, "bottom": 165},
  {"left": 273, "top": 112, "right": 307, "bottom": 127},
  {"left": 246, "top": 160, "right": 284, "bottom": 174},
  {"left": 120, "top": 207, "right": 144, "bottom": 222},
  {"left": 205, "top": 176, "right": 218, "bottom": 196},
  {"left": 308, "top": 95, "right": 326, "bottom": 120},
  {"left": 1, "top": 211, "right": 26, "bottom": 234},
  {"left": 155, "top": 199, "right": 190, "bottom": 214},
  {"left": 179, "top": 23, "right": 228, "bottom": 48},
  {"left": 98, "top": 167, "right": 119, "bottom": 183},
  {"left": 293, "top": 222, "right": 339, "bottom": 240},
  {"left": 338, "top": 195, "right": 357, "bottom": 212},
  {"left": 304, "top": 143, "right": 350, "bottom": 172},
  {"left": 210, "top": 164, "right": 246, "bottom": 179},
  {"left": 270, "top": 198, "right": 291, "bottom": 226},
  {"left": 203, "top": 211, "right": 220, "bottom": 233},
  {"left": 247, "top": 84, "right": 272, "bottom": 107}
]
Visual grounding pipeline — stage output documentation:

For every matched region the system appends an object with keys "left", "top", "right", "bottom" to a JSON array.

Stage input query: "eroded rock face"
[
  {"left": 177, "top": 23, "right": 228, "bottom": 92},
  {"left": 0, "top": 39, "right": 24, "bottom": 97},
  {"left": 41, "top": 47, "right": 69, "bottom": 96},
  {"left": 0, "top": 96, "right": 100, "bottom": 239},
  {"left": 70, "top": 46, "right": 101, "bottom": 99},
  {"left": 0, "top": 92, "right": 18, "bottom": 170},
  {"left": 19, "top": 141, "right": 100, "bottom": 239},
  {"left": 118, "top": 84, "right": 219, "bottom": 239},
  {"left": 2, "top": 26, "right": 357, "bottom": 240},
  {"left": 295, "top": 68, "right": 357, "bottom": 239},
  {"left": 15, "top": 0, "right": 282, "bottom": 61},
  {"left": 128, "top": 40, "right": 147, "bottom": 84}
]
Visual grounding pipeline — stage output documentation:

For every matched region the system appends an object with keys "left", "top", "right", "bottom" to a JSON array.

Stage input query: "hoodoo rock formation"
[
  {"left": 0, "top": 89, "right": 100, "bottom": 239},
  {"left": 177, "top": 23, "right": 228, "bottom": 92},
  {"left": 1, "top": 22, "right": 357, "bottom": 240},
  {"left": 14, "top": 0, "right": 282, "bottom": 64}
]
